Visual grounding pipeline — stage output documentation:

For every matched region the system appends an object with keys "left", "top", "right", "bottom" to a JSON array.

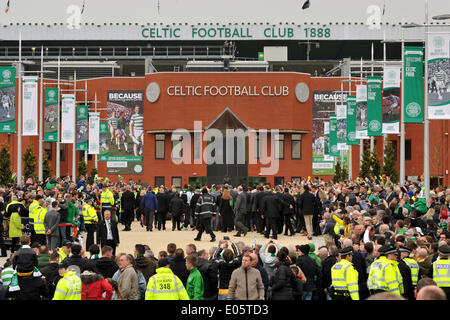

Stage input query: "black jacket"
[
  {"left": 58, "top": 201, "right": 69, "bottom": 223},
  {"left": 95, "top": 257, "right": 119, "bottom": 279},
  {"left": 296, "top": 255, "right": 321, "bottom": 292},
  {"left": 282, "top": 193, "right": 295, "bottom": 215},
  {"left": 157, "top": 192, "right": 170, "bottom": 212},
  {"left": 5, "top": 276, "right": 49, "bottom": 300},
  {"left": 197, "top": 257, "right": 218, "bottom": 298},
  {"left": 254, "top": 191, "right": 269, "bottom": 214},
  {"left": 297, "top": 192, "right": 319, "bottom": 216},
  {"left": 321, "top": 255, "right": 338, "bottom": 289},
  {"left": 169, "top": 196, "right": 185, "bottom": 217},
  {"left": 40, "top": 262, "right": 61, "bottom": 298},
  {"left": 218, "top": 260, "right": 240, "bottom": 289},
  {"left": 13, "top": 247, "right": 38, "bottom": 273},
  {"left": 262, "top": 193, "right": 283, "bottom": 218},
  {"left": 398, "top": 259, "right": 414, "bottom": 300},
  {"left": 170, "top": 256, "right": 190, "bottom": 287},
  {"left": 62, "top": 255, "right": 88, "bottom": 273},
  {"left": 135, "top": 256, "right": 156, "bottom": 283},
  {"left": 96, "top": 218, "right": 120, "bottom": 247},
  {"left": 121, "top": 190, "right": 136, "bottom": 211},
  {"left": 269, "top": 261, "right": 295, "bottom": 300}
]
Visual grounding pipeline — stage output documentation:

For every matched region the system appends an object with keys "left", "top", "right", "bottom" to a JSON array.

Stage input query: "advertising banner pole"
[
  {"left": 72, "top": 71, "right": 77, "bottom": 181},
  {"left": 38, "top": 46, "right": 43, "bottom": 182}
]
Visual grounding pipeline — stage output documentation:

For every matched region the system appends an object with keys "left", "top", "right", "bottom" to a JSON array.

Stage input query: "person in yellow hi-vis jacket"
[
  {"left": 367, "top": 244, "right": 404, "bottom": 296},
  {"left": 331, "top": 246, "right": 359, "bottom": 300},
  {"left": 432, "top": 245, "right": 450, "bottom": 300},
  {"left": 82, "top": 197, "right": 98, "bottom": 251},
  {"left": 100, "top": 183, "right": 115, "bottom": 219},
  {"left": 53, "top": 260, "right": 82, "bottom": 300},
  {"left": 145, "top": 258, "right": 189, "bottom": 300}
]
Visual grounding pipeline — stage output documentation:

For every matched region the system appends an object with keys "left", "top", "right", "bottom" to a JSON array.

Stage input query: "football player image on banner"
[
  {"left": 61, "top": 94, "right": 75, "bottom": 144},
  {"left": 88, "top": 112, "right": 100, "bottom": 155},
  {"left": 76, "top": 105, "right": 89, "bottom": 151},
  {"left": 22, "top": 76, "right": 38, "bottom": 136},
  {"left": 428, "top": 33, "right": 450, "bottom": 119},
  {"left": 336, "top": 104, "right": 348, "bottom": 151},
  {"left": 0, "top": 67, "right": 15, "bottom": 133},
  {"left": 107, "top": 90, "right": 144, "bottom": 175},
  {"left": 44, "top": 88, "right": 58, "bottom": 142},
  {"left": 382, "top": 67, "right": 400, "bottom": 134},
  {"left": 355, "top": 84, "right": 368, "bottom": 139},
  {"left": 99, "top": 121, "right": 109, "bottom": 161}
]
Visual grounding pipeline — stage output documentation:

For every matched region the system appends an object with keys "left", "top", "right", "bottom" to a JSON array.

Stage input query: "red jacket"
[{"left": 81, "top": 271, "right": 113, "bottom": 300}]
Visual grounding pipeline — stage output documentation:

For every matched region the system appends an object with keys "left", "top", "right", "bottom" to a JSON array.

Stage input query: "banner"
[
  {"left": 107, "top": 90, "right": 144, "bottom": 175},
  {"left": 382, "top": 67, "right": 400, "bottom": 134},
  {"left": 329, "top": 114, "right": 339, "bottom": 157},
  {"left": 404, "top": 46, "right": 424, "bottom": 123},
  {"left": 336, "top": 104, "right": 348, "bottom": 151},
  {"left": 76, "top": 105, "right": 88, "bottom": 151},
  {"left": 44, "top": 88, "right": 59, "bottom": 142},
  {"left": 88, "top": 112, "right": 100, "bottom": 155},
  {"left": 312, "top": 90, "right": 346, "bottom": 175},
  {"left": 61, "top": 94, "right": 76, "bottom": 143},
  {"left": 99, "top": 121, "right": 109, "bottom": 161},
  {"left": 0, "top": 67, "right": 16, "bottom": 133},
  {"left": 22, "top": 76, "right": 38, "bottom": 136},
  {"left": 346, "top": 96, "right": 358, "bottom": 145},
  {"left": 355, "top": 84, "right": 368, "bottom": 139},
  {"left": 367, "top": 76, "right": 383, "bottom": 136},
  {"left": 427, "top": 33, "right": 450, "bottom": 119}
]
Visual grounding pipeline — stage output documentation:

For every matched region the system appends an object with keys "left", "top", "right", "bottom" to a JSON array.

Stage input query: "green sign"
[
  {"left": 0, "top": 66, "right": 16, "bottom": 133},
  {"left": 367, "top": 76, "right": 383, "bottom": 136},
  {"left": 99, "top": 121, "right": 109, "bottom": 161},
  {"left": 258, "top": 52, "right": 264, "bottom": 61},
  {"left": 76, "top": 105, "right": 88, "bottom": 151},
  {"left": 329, "top": 114, "right": 339, "bottom": 157},
  {"left": 346, "top": 96, "right": 358, "bottom": 145},
  {"left": 404, "top": 46, "right": 424, "bottom": 123},
  {"left": 44, "top": 88, "right": 58, "bottom": 142}
]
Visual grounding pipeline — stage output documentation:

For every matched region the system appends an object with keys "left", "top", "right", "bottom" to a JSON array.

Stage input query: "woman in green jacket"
[
  {"left": 185, "top": 255, "right": 204, "bottom": 300},
  {"left": 9, "top": 210, "right": 24, "bottom": 253}
]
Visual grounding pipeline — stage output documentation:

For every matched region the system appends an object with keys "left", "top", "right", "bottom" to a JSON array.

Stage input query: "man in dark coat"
[
  {"left": 253, "top": 186, "right": 269, "bottom": 234},
  {"left": 156, "top": 188, "right": 170, "bottom": 230},
  {"left": 95, "top": 245, "right": 119, "bottom": 279},
  {"left": 297, "top": 185, "right": 320, "bottom": 240},
  {"left": 96, "top": 210, "right": 120, "bottom": 256},
  {"left": 197, "top": 249, "right": 219, "bottom": 300},
  {"left": 321, "top": 246, "right": 338, "bottom": 300},
  {"left": 61, "top": 244, "right": 87, "bottom": 272},
  {"left": 121, "top": 185, "right": 137, "bottom": 231},
  {"left": 296, "top": 244, "right": 321, "bottom": 300},
  {"left": 169, "top": 192, "right": 185, "bottom": 231},
  {"left": 282, "top": 188, "right": 295, "bottom": 236},
  {"left": 40, "top": 251, "right": 61, "bottom": 297},
  {"left": 234, "top": 186, "right": 248, "bottom": 237},
  {"left": 262, "top": 191, "right": 283, "bottom": 239},
  {"left": 134, "top": 244, "right": 156, "bottom": 283},
  {"left": 169, "top": 248, "right": 190, "bottom": 287}
]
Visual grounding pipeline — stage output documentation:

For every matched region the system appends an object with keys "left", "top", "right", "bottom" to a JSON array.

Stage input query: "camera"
[{"left": 223, "top": 236, "right": 230, "bottom": 240}]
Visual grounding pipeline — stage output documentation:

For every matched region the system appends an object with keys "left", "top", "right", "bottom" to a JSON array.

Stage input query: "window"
[
  {"left": 171, "top": 176, "right": 182, "bottom": 188},
  {"left": 155, "top": 176, "right": 165, "bottom": 187},
  {"left": 44, "top": 142, "right": 52, "bottom": 161},
  {"left": 255, "top": 132, "right": 261, "bottom": 160},
  {"left": 275, "top": 134, "right": 284, "bottom": 160},
  {"left": 171, "top": 135, "right": 183, "bottom": 160},
  {"left": 389, "top": 140, "right": 398, "bottom": 161},
  {"left": 274, "top": 176, "right": 284, "bottom": 186},
  {"left": 405, "top": 139, "right": 411, "bottom": 161},
  {"left": 291, "top": 134, "right": 302, "bottom": 159},
  {"left": 60, "top": 144, "right": 65, "bottom": 161},
  {"left": 155, "top": 134, "right": 165, "bottom": 160}
]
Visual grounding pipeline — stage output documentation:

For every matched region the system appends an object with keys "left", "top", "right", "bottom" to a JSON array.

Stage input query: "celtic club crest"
[
  {"left": 348, "top": 131, "right": 356, "bottom": 141},
  {"left": 2, "top": 69, "right": 11, "bottom": 79},
  {"left": 48, "top": 90, "right": 56, "bottom": 98},
  {"left": 406, "top": 102, "right": 421, "bottom": 118},
  {"left": 134, "top": 164, "right": 143, "bottom": 173},
  {"left": 369, "top": 120, "right": 381, "bottom": 132},
  {"left": 63, "top": 130, "right": 72, "bottom": 140},
  {"left": 433, "top": 36, "right": 444, "bottom": 49},
  {"left": 24, "top": 119, "right": 36, "bottom": 131},
  {"left": 331, "top": 145, "right": 338, "bottom": 153}
]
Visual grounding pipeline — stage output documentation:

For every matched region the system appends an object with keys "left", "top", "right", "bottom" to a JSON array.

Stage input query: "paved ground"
[{"left": 1, "top": 221, "right": 325, "bottom": 266}]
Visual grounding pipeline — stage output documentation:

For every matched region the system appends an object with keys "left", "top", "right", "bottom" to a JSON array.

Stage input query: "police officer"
[
  {"left": 400, "top": 246, "right": 419, "bottom": 288},
  {"left": 28, "top": 194, "right": 40, "bottom": 243},
  {"left": 367, "top": 244, "right": 404, "bottom": 296},
  {"left": 432, "top": 245, "right": 450, "bottom": 300},
  {"left": 82, "top": 197, "right": 98, "bottom": 250},
  {"left": 330, "top": 246, "right": 359, "bottom": 300},
  {"left": 193, "top": 188, "right": 217, "bottom": 242},
  {"left": 100, "top": 181, "right": 115, "bottom": 219},
  {"left": 145, "top": 258, "right": 189, "bottom": 300},
  {"left": 33, "top": 199, "right": 47, "bottom": 246},
  {"left": 52, "top": 260, "right": 82, "bottom": 300},
  {"left": 397, "top": 246, "right": 414, "bottom": 300}
]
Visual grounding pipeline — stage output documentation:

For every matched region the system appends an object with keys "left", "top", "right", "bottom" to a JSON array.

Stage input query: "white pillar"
[
  {"left": 72, "top": 71, "right": 77, "bottom": 181},
  {"left": 400, "top": 29, "right": 406, "bottom": 184},
  {"left": 424, "top": 0, "right": 430, "bottom": 199},
  {"left": 56, "top": 57, "right": 61, "bottom": 178},
  {"left": 38, "top": 46, "right": 44, "bottom": 182},
  {"left": 16, "top": 32, "right": 22, "bottom": 186}
]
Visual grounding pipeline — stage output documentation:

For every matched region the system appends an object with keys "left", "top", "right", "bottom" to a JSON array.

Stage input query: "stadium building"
[{"left": 0, "top": 0, "right": 449, "bottom": 187}]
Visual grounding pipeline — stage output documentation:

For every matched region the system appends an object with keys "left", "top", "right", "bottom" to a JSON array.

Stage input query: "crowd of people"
[{"left": 0, "top": 174, "right": 449, "bottom": 300}]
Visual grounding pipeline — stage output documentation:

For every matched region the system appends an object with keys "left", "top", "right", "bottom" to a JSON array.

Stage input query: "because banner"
[
  {"left": 355, "top": 84, "right": 368, "bottom": 139},
  {"left": 336, "top": 104, "right": 348, "bottom": 151},
  {"left": 76, "top": 105, "right": 88, "bottom": 151},
  {"left": 44, "top": 88, "right": 58, "bottom": 142},
  {"left": 0, "top": 67, "right": 16, "bottom": 133},
  {"left": 22, "top": 76, "right": 38, "bottom": 136},
  {"left": 346, "top": 96, "right": 358, "bottom": 145},
  {"left": 404, "top": 46, "right": 424, "bottom": 123},
  {"left": 427, "top": 33, "right": 450, "bottom": 119},
  {"left": 382, "top": 67, "right": 400, "bottom": 134},
  {"left": 367, "top": 76, "right": 382, "bottom": 136},
  {"left": 99, "top": 121, "right": 109, "bottom": 161},
  {"left": 61, "top": 94, "right": 75, "bottom": 143},
  {"left": 88, "top": 112, "right": 100, "bottom": 154},
  {"left": 107, "top": 90, "right": 144, "bottom": 175}
]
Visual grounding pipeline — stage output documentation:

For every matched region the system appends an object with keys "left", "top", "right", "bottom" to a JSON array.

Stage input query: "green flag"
[
  {"left": 0, "top": 67, "right": 16, "bottom": 133},
  {"left": 346, "top": 96, "right": 358, "bottom": 145},
  {"left": 367, "top": 76, "right": 383, "bottom": 136},
  {"left": 99, "top": 121, "right": 109, "bottom": 161},
  {"left": 76, "top": 105, "right": 88, "bottom": 150},
  {"left": 404, "top": 46, "right": 424, "bottom": 123},
  {"left": 329, "top": 114, "right": 339, "bottom": 157}
]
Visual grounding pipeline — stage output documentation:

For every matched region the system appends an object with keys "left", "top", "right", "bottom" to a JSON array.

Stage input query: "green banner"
[
  {"left": 0, "top": 67, "right": 16, "bottom": 133},
  {"left": 404, "top": 46, "right": 424, "bottom": 123},
  {"left": 76, "top": 105, "right": 88, "bottom": 151},
  {"left": 329, "top": 114, "right": 339, "bottom": 157},
  {"left": 367, "top": 76, "right": 383, "bottom": 136},
  {"left": 346, "top": 96, "right": 358, "bottom": 145},
  {"left": 99, "top": 121, "right": 109, "bottom": 161},
  {"left": 44, "top": 88, "right": 58, "bottom": 142}
]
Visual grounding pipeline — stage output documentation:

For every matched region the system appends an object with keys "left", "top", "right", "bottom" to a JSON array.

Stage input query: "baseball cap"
[{"left": 59, "top": 260, "right": 71, "bottom": 269}]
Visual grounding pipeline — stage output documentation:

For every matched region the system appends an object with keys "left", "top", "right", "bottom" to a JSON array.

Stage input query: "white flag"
[
  {"left": 88, "top": 112, "right": 100, "bottom": 154},
  {"left": 22, "top": 76, "right": 38, "bottom": 136},
  {"left": 61, "top": 94, "right": 76, "bottom": 143}
]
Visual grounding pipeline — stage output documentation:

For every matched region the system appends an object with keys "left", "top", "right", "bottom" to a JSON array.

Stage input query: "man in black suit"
[
  {"left": 121, "top": 185, "right": 136, "bottom": 231},
  {"left": 282, "top": 188, "right": 295, "bottom": 236},
  {"left": 96, "top": 210, "right": 120, "bottom": 256},
  {"left": 253, "top": 186, "right": 269, "bottom": 234},
  {"left": 297, "top": 185, "right": 319, "bottom": 240},
  {"left": 157, "top": 187, "right": 170, "bottom": 230},
  {"left": 262, "top": 190, "right": 283, "bottom": 239}
]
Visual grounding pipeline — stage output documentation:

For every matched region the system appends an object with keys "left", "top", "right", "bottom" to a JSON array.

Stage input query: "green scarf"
[
  {"left": 136, "top": 254, "right": 144, "bottom": 258},
  {"left": 9, "top": 267, "right": 42, "bottom": 292}
]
